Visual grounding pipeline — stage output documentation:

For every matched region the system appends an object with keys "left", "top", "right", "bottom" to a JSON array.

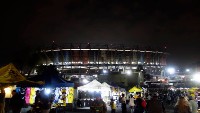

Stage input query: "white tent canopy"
[
  {"left": 77, "top": 80, "right": 111, "bottom": 92},
  {"left": 102, "top": 82, "right": 111, "bottom": 88}
]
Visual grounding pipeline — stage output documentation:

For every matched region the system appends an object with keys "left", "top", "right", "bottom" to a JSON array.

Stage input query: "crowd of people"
[
  {"left": 86, "top": 89, "right": 199, "bottom": 113},
  {"left": 0, "top": 88, "right": 24, "bottom": 113},
  {"left": 0, "top": 87, "right": 199, "bottom": 113},
  {"left": 0, "top": 88, "right": 54, "bottom": 113},
  {"left": 112, "top": 90, "right": 199, "bottom": 113}
]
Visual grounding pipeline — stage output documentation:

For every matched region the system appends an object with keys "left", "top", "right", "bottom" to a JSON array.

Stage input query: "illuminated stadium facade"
[{"left": 37, "top": 43, "right": 168, "bottom": 81}]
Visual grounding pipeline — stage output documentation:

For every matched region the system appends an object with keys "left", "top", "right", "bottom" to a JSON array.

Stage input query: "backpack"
[{"left": 141, "top": 99, "right": 146, "bottom": 109}]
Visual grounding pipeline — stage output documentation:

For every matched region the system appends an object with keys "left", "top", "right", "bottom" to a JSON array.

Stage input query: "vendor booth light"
[
  {"left": 45, "top": 88, "right": 51, "bottom": 95},
  {"left": 4, "top": 86, "right": 14, "bottom": 98}
]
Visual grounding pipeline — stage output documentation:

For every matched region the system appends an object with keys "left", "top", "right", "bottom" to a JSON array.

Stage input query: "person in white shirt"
[
  {"left": 129, "top": 94, "right": 135, "bottom": 113},
  {"left": 188, "top": 96, "right": 198, "bottom": 113},
  {"left": 147, "top": 94, "right": 152, "bottom": 100}
]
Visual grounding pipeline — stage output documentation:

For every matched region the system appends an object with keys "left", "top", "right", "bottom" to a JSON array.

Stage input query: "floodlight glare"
[
  {"left": 103, "top": 70, "right": 107, "bottom": 74},
  {"left": 167, "top": 68, "right": 175, "bottom": 74},
  {"left": 45, "top": 88, "right": 51, "bottom": 95},
  {"left": 192, "top": 72, "right": 200, "bottom": 82},
  {"left": 186, "top": 69, "right": 190, "bottom": 72},
  {"left": 126, "top": 70, "right": 132, "bottom": 75}
]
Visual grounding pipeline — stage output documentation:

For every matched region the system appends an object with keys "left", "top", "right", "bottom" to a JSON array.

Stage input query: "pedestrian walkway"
[{"left": 20, "top": 103, "right": 174, "bottom": 113}]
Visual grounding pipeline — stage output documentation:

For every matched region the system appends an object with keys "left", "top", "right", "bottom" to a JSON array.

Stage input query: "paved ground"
[
  {"left": 72, "top": 104, "right": 174, "bottom": 113},
  {"left": 20, "top": 104, "right": 174, "bottom": 113}
]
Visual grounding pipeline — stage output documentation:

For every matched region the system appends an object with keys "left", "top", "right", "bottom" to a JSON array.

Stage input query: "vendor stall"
[
  {"left": 0, "top": 63, "right": 44, "bottom": 113},
  {"left": 77, "top": 80, "right": 111, "bottom": 106},
  {"left": 21, "top": 71, "right": 74, "bottom": 108},
  {"left": 129, "top": 86, "right": 143, "bottom": 98}
]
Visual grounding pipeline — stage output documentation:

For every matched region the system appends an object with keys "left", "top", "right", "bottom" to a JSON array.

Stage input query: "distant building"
[{"left": 31, "top": 43, "right": 168, "bottom": 84}]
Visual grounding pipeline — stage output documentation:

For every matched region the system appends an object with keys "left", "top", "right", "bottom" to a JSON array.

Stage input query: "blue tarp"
[{"left": 27, "top": 74, "right": 74, "bottom": 88}]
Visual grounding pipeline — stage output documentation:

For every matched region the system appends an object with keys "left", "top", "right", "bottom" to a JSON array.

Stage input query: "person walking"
[
  {"left": 174, "top": 95, "right": 191, "bottom": 113},
  {"left": 121, "top": 93, "right": 127, "bottom": 113},
  {"left": 129, "top": 94, "right": 135, "bottom": 113},
  {"left": 188, "top": 96, "right": 198, "bottom": 113},
  {"left": 110, "top": 98, "right": 116, "bottom": 113}
]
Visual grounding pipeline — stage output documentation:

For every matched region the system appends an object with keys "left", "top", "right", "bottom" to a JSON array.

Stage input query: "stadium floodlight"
[
  {"left": 192, "top": 72, "right": 200, "bottom": 82},
  {"left": 103, "top": 70, "right": 108, "bottom": 74},
  {"left": 186, "top": 69, "right": 190, "bottom": 72},
  {"left": 126, "top": 70, "right": 132, "bottom": 75},
  {"left": 167, "top": 67, "right": 175, "bottom": 75}
]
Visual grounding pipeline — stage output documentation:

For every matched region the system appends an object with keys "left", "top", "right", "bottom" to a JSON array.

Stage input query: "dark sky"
[{"left": 1, "top": 0, "right": 200, "bottom": 67}]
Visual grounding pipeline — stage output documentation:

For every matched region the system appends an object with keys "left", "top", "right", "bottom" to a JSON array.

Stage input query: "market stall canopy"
[
  {"left": 188, "top": 87, "right": 199, "bottom": 92},
  {"left": 29, "top": 74, "right": 74, "bottom": 87},
  {"left": 0, "top": 63, "right": 44, "bottom": 87},
  {"left": 78, "top": 79, "right": 102, "bottom": 90},
  {"left": 102, "top": 82, "right": 111, "bottom": 88},
  {"left": 0, "top": 63, "right": 26, "bottom": 84},
  {"left": 78, "top": 79, "right": 110, "bottom": 91},
  {"left": 129, "top": 86, "right": 142, "bottom": 93}
]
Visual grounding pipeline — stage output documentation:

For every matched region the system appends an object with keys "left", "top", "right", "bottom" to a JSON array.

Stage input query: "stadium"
[{"left": 34, "top": 43, "right": 168, "bottom": 83}]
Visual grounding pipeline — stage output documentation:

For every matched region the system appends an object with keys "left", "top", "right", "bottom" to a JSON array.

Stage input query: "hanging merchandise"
[
  {"left": 25, "top": 88, "right": 31, "bottom": 104},
  {"left": 29, "top": 88, "right": 36, "bottom": 104},
  {"left": 61, "top": 87, "right": 67, "bottom": 106},
  {"left": 68, "top": 87, "right": 74, "bottom": 103}
]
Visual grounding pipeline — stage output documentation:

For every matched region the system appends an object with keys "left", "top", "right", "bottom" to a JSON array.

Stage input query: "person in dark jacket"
[
  {"left": 134, "top": 98, "right": 145, "bottom": 113},
  {"left": 10, "top": 90, "right": 23, "bottom": 113},
  {"left": 121, "top": 93, "right": 127, "bottom": 113},
  {"left": 0, "top": 87, "right": 5, "bottom": 113},
  {"left": 33, "top": 90, "right": 42, "bottom": 113}
]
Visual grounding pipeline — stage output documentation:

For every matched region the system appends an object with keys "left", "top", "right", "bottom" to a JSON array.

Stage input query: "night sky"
[{"left": 1, "top": 0, "right": 200, "bottom": 67}]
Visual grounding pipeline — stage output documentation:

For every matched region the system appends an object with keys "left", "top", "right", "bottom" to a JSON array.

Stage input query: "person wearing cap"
[
  {"left": 188, "top": 96, "right": 198, "bottom": 113},
  {"left": 174, "top": 95, "right": 192, "bottom": 113}
]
